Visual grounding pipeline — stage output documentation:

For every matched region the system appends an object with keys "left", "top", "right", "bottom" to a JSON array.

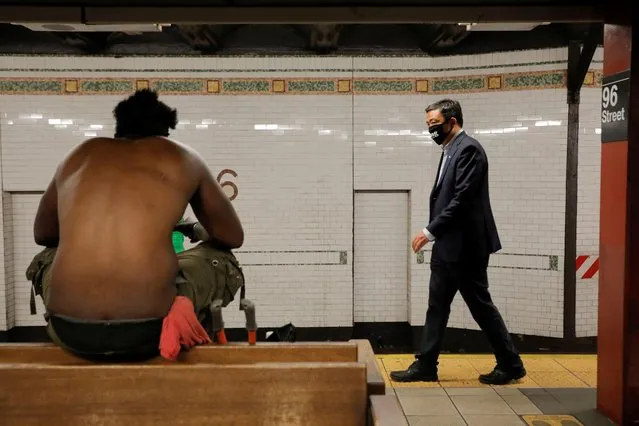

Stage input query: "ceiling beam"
[
  {"left": 84, "top": 6, "right": 606, "bottom": 24},
  {"left": 0, "top": 7, "right": 80, "bottom": 23},
  {"left": 0, "top": 6, "right": 603, "bottom": 25},
  {"left": 567, "top": 24, "right": 600, "bottom": 97}
]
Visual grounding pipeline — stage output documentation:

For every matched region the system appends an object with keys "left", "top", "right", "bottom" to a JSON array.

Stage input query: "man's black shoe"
[
  {"left": 390, "top": 361, "right": 438, "bottom": 382},
  {"left": 478, "top": 366, "right": 527, "bottom": 385}
]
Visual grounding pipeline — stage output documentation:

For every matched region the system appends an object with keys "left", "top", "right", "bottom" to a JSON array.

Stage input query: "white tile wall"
[
  {"left": 576, "top": 88, "right": 602, "bottom": 337},
  {"left": 0, "top": 94, "right": 354, "bottom": 329},
  {"left": 352, "top": 86, "right": 576, "bottom": 337},
  {"left": 354, "top": 192, "right": 409, "bottom": 322},
  {"left": 2, "top": 194, "right": 14, "bottom": 330},
  {"left": 0, "top": 47, "right": 604, "bottom": 337},
  {"left": 9, "top": 194, "right": 45, "bottom": 326},
  {"left": 0, "top": 127, "right": 5, "bottom": 330}
]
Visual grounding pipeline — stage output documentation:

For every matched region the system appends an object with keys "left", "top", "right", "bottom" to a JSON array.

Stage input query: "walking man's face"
[{"left": 426, "top": 109, "right": 455, "bottom": 146}]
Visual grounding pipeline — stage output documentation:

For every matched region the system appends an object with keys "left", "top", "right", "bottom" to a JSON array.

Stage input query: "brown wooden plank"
[
  {"left": 0, "top": 362, "right": 367, "bottom": 426},
  {"left": 351, "top": 339, "right": 386, "bottom": 395},
  {"left": 0, "top": 342, "right": 358, "bottom": 365},
  {"left": 369, "top": 395, "right": 408, "bottom": 426}
]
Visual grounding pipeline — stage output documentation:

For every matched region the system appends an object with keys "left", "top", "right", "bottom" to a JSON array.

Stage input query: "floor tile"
[
  {"left": 519, "top": 388, "right": 550, "bottom": 396},
  {"left": 376, "top": 358, "right": 393, "bottom": 388},
  {"left": 573, "top": 409, "right": 617, "bottom": 426},
  {"left": 398, "top": 395, "right": 459, "bottom": 416},
  {"left": 466, "top": 358, "right": 496, "bottom": 372},
  {"left": 407, "top": 415, "right": 467, "bottom": 426},
  {"left": 493, "top": 387, "right": 525, "bottom": 395},
  {"left": 441, "top": 380, "right": 490, "bottom": 388},
  {"left": 526, "top": 394, "right": 570, "bottom": 414},
  {"left": 436, "top": 362, "right": 487, "bottom": 388},
  {"left": 546, "top": 387, "right": 595, "bottom": 397},
  {"left": 520, "top": 358, "right": 567, "bottom": 371},
  {"left": 522, "top": 414, "right": 584, "bottom": 425},
  {"left": 491, "top": 376, "right": 541, "bottom": 388},
  {"left": 527, "top": 370, "right": 589, "bottom": 388},
  {"left": 445, "top": 387, "right": 496, "bottom": 396},
  {"left": 392, "top": 381, "right": 443, "bottom": 388},
  {"left": 546, "top": 388, "right": 596, "bottom": 411},
  {"left": 378, "top": 354, "right": 597, "bottom": 391},
  {"left": 396, "top": 387, "right": 447, "bottom": 397},
  {"left": 501, "top": 393, "right": 543, "bottom": 415},
  {"left": 554, "top": 357, "right": 597, "bottom": 373},
  {"left": 571, "top": 370, "right": 597, "bottom": 388},
  {"left": 439, "top": 358, "right": 478, "bottom": 369},
  {"left": 463, "top": 414, "right": 524, "bottom": 425},
  {"left": 451, "top": 394, "right": 515, "bottom": 415}
]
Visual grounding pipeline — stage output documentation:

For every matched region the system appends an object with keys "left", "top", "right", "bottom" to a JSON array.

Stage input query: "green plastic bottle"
[{"left": 172, "top": 217, "right": 186, "bottom": 253}]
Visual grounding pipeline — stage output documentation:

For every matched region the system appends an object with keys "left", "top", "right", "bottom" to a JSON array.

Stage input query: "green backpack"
[
  {"left": 176, "top": 242, "right": 256, "bottom": 344},
  {"left": 176, "top": 242, "right": 246, "bottom": 308}
]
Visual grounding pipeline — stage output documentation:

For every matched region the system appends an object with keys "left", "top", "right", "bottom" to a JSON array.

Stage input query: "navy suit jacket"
[{"left": 428, "top": 130, "right": 501, "bottom": 263}]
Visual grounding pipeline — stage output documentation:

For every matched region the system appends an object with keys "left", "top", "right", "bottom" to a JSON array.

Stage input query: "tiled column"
[{"left": 598, "top": 23, "right": 639, "bottom": 425}]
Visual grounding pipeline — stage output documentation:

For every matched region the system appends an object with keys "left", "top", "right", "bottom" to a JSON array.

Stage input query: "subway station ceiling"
[{"left": 0, "top": 0, "right": 605, "bottom": 55}]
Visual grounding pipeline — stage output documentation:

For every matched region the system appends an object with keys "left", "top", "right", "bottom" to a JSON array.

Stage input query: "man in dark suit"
[{"left": 390, "top": 99, "right": 526, "bottom": 385}]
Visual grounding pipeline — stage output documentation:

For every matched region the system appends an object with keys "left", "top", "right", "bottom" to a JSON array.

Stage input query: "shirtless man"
[{"left": 30, "top": 89, "right": 244, "bottom": 360}]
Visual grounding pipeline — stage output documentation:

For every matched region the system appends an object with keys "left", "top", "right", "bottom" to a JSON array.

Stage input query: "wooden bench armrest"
[
  {"left": 369, "top": 395, "right": 408, "bottom": 426},
  {"left": 350, "top": 339, "right": 386, "bottom": 395}
]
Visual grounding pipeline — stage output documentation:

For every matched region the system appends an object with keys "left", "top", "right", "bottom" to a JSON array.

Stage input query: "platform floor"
[{"left": 376, "top": 354, "right": 613, "bottom": 426}]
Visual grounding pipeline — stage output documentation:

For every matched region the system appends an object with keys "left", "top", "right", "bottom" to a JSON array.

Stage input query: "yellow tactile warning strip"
[
  {"left": 375, "top": 354, "right": 597, "bottom": 389},
  {"left": 522, "top": 415, "right": 585, "bottom": 425}
]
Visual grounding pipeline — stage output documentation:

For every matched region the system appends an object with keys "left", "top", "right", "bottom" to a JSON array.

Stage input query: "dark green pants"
[{"left": 31, "top": 243, "right": 241, "bottom": 358}]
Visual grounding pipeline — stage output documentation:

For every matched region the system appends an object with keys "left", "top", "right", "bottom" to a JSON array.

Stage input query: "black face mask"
[{"left": 428, "top": 121, "right": 451, "bottom": 146}]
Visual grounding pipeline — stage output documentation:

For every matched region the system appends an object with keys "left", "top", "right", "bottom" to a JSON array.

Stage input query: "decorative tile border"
[{"left": 0, "top": 69, "right": 602, "bottom": 95}]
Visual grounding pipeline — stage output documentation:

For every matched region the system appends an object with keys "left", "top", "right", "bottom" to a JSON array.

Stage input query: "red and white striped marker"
[{"left": 576, "top": 255, "right": 599, "bottom": 280}]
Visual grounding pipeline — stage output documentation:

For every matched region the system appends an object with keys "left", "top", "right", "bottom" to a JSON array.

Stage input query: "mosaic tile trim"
[
  {"left": 502, "top": 70, "right": 566, "bottom": 90},
  {"left": 354, "top": 78, "right": 414, "bottom": 94},
  {"left": 0, "top": 78, "right": 63, "bottom": 94},
  {"left": 430, "top": 75, "right": 486, "bottom": 93},
  {"left": 0, "top": 69, "right": 602, "bottom": 95},
  {"left": 80, "top": 79, "right": 134, "bottom": 94},
  {"left": 286, "top": 79, "right": 337, "bottom": 94}
]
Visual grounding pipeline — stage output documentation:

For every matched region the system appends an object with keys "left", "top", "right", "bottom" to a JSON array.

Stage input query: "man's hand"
[
  {"left": 174, "top": 219, "right": 198, "bottom": 241},
  {"left": 411, "top": 232, "right": 429, "bottom": 253},
  {"left": 174, "top": 219, "right": 210, "bottom": 243}
]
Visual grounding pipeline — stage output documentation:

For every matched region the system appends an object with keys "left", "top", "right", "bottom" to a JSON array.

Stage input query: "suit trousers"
[{"left": 417, "top": 253, "right": 522, "bottom": 369}]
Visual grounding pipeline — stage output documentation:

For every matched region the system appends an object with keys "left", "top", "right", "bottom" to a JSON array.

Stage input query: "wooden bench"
[
  {"left": 0, "top": 339, "right": 405, "bottom": 425},
  {"left": 0, "top": 341, "right": 359, "bottom": 365}
]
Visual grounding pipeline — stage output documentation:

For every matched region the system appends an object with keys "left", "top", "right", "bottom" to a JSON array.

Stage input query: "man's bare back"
[{"left": 34, "top": 91, "right": 244, "bottom": 323}]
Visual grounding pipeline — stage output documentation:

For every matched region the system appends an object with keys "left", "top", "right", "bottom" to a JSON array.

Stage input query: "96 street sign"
[{"left": 601, "top": 70, "right": 630, "bottom": 143}]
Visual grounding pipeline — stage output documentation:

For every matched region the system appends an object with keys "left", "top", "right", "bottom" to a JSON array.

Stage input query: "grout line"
[
  {"left": 553, "top": 358, "right": 596, "bottom": 388},
  {"left": 448, "top": 393, "right": 470, "bottom": 425},
  {"left": 547, "top": 358, "right": 591, "bottom": 387},
  {"left": 494, "top": 388, "right": 525, "bottom": 419}
]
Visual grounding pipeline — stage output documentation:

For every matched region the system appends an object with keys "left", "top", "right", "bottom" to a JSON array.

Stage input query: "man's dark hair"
[
  {"left": 425, "top": 99, "right": 463, "bottom": 127},
  {"left": 113, "top": 89, "right": 178, "bottom": 138}
]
